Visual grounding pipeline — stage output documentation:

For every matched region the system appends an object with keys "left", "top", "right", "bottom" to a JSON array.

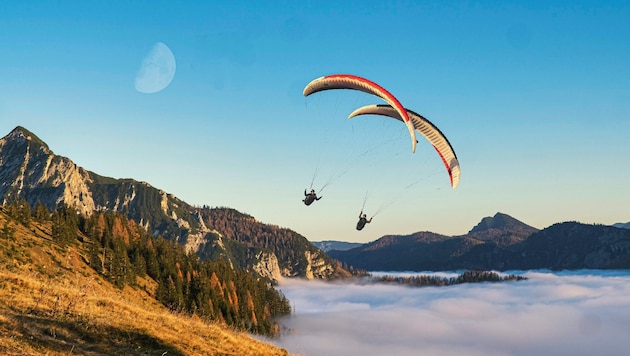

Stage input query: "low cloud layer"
[{"left": 271, "top": 271, "right": 630, "bottom": 356}]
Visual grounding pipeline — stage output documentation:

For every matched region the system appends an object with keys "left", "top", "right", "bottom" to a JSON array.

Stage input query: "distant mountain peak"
[
  {"left": 311, "top": 240, "right": 364, "bottom": 252},
  {"left": 469, "top": 212, "right": 535, "bottom": 233}
]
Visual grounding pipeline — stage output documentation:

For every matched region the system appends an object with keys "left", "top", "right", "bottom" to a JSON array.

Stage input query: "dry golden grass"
[{"left": 0, "top": 212, "right": 289, "bottom": 355}]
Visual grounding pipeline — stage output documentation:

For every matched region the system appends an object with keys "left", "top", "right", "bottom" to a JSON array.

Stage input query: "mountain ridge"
[
  {"left": 329, "top": 214, "right": 630, "bottom": 271},
  {"left": 0, "top": 126, "right": 348, "bottom": 281}
]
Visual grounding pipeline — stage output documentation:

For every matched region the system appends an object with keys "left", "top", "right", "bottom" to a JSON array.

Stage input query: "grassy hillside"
[{"left": 0, "top": 208, "right": 288, "bottom": 355}]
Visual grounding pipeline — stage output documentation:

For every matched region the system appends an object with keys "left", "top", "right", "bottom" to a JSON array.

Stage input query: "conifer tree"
[
  {"left": 32, "top": 201, "right": 50, "bottom": 222},
  {"left": 0, "top": 220, "right": 15, "bottom": 240}
]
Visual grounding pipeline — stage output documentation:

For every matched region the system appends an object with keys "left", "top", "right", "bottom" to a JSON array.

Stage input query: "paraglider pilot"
[
  {"left": 356, "top": 211, "right": 372, "bottom": 230},
  {"left": 303, "top": 189, "right": 322, "bottom": 206}
]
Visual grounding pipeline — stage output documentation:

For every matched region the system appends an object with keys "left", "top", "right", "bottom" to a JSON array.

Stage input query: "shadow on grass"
[{"left": 9, "top": 312, "right": 185, "bottom": 355}]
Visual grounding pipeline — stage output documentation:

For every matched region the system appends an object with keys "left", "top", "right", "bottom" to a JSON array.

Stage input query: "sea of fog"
[{"left": 270, "top": 270, "right": 630, "bottom": 356}]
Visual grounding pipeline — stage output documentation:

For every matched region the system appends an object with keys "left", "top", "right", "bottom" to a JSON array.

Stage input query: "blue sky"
[{"left": 1, "top": 1, "right": 629, "bottom": 243}]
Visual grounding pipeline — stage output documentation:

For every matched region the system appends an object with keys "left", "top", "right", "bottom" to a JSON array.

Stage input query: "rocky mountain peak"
[
  {"left": 469, "top": 212, "right": 535, "bottom": 233},
  {"left": 1, "top": 126, "right": 51, "bottom": 153}
]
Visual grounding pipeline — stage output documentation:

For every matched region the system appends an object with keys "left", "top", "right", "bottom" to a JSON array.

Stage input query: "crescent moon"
[{"left": 135, "top": 42, "right": 177, "bottom": 94}]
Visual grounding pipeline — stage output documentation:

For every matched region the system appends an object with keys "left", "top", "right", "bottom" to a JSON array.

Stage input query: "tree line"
[{"left": 373, "top": 270, "right": 527, "bottom": 287}]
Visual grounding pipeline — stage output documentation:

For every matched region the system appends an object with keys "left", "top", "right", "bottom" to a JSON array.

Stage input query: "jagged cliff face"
[
  {"left": 252, "top": 251, "right": 282, "bottom": 283},
  {"left": 303, "top": 250, "right": 336, "bottom": 279},
  {"left": 280, "top": 250, "right": 337, "bottom": 279},
  {"left": 0, "top": 127, "right": 95, "bottom": 213},
  {"left": 0, "top": 126, "right": 344, "bottom": 281}
]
